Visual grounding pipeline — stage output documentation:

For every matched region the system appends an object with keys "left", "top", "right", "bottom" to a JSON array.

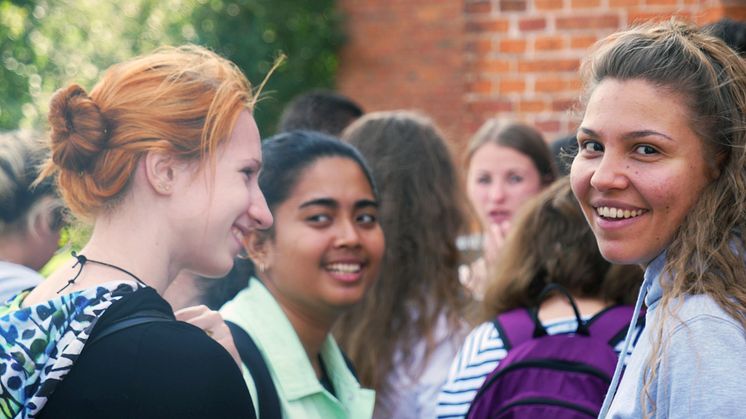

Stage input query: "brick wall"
[{"left": 336, "top": 0, "right": 746, "bottom": 151}]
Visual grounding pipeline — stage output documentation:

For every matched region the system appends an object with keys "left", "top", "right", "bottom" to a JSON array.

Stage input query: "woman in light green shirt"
[{"left": 221, "top": 131, "right": 384, "bottom": 418}]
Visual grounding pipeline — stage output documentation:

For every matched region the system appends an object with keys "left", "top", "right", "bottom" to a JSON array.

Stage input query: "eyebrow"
[
  {"left": 579, "top": 127, "right": 674, "bottom": 142},
  {"left": 298, "top": 197, "right": 379, "bottom": 210}
]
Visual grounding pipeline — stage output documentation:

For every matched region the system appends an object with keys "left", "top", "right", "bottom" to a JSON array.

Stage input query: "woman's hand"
[
  {"left": 484, "top": 221, "right": 511, "bottom": 264},
  {"left": 175, "top": 305, "right": 242, "bottom": 369}
]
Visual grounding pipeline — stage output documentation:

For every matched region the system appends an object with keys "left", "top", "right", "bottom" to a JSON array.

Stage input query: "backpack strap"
[
  {"left": 493, "top": 308, "right": 535, "bottom": 350},
  {"left": 587, "top": 305, "right": 646, "bottom": 346},
  {"left": 225, "top": 320, "right": 282, "bottom": 419},
  {"left": 88, "top": 309, "right": 173, "bottom": 346}
]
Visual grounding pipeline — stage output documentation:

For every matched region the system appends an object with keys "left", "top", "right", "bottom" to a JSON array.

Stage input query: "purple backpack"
[{"left": 466, "top": 284, "right": 642, "bottom": 419}]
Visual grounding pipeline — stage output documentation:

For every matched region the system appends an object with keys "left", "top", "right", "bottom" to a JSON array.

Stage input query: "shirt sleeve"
[
  {"left": 658, "top": 314, "right": 746, "bottom": 418},
  {"left": 434, "top": 322, "right": 506, "bottom": 419}
]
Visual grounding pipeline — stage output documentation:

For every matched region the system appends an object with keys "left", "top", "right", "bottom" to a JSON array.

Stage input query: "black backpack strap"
[
  {"left": 225, "top": 320, "right": 282, "bottom": 419},
  {"left": 88, "top": 309, "right": 173, "bottom": 346}
]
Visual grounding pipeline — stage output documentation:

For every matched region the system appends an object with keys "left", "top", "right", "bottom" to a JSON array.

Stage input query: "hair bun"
[{"left": 48, "top": 84, "right": 109, "bottom": 173}]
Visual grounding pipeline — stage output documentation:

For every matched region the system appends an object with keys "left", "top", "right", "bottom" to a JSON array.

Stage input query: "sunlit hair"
[
  {"left": 38, "top": 45, "right": 255, "bottom": 220},
  {"left": 482, "top": 177, "right": 641, "bottom": 320},
  {"left": 0, "top": 130, "right": 64, "bottom": 237},
  {"left": 465, "top": 119, "right": 558, "bottom": 186},
  {"left": 335, "top": 111, "right": 475, "bottom": 392},
  {"left": 580, "top": 19, "right": 746, "bottom": 416}
]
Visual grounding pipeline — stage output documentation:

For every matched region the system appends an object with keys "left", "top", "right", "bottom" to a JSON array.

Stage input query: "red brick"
[
  {"left": 467, "top": 100, "right": 515, "bottom": 113},
  {"left": 466, "top": 18, "right": 510, "bottom": 32},
  {"left": 474, "top": 58, "right": 512, "bottom": 73},
  {"left": 556, "top": 15, "right": 620, "bottom": 30},
  {"left": 499, "top": 38, "right": 527, "bottom": 53},
  {"left": 571, "top": 0, "right": 600, "bottom": 8},
  {"left": 535, "top": 119, "right": 562, "bottom": 133},
  {"left": 519, "top": 99, "right": 547, "bottom": 112},
  {"left": 500, "top": 0, "right": 527, "bottom": 12},
  {"left": 469, "top": 79, "right": 493, "bottom": 94},
  {"left": 466, "top": 38, "right": 493, "bottom": 54},
  {"left": 570, "top": 34, "right": 598, "bottom": 49},
  {"left": 535, "top": 77, "right": 568, "bottom": 93},
  {"left": 551, "top": 98, "right": 577, "bottom": 111},
  {"left": 518, "top": 58, "right": 579, "bottom": 72},
  {"left": 465, "top": 1, "right": 493, "bottom": 14},
  {"left": 535, "top": 36, "right": 566, "bottom": 51},
  {"left": 645, "top": 0, "right": 677, "bottom": 5},
  {"left": 498, "top": 79, "right": 526, "bottom": 93},
  {"left": 536, "top": 0, "right": 564, "bottom": 11},
  {"left": 609, "top": 0, "right": 640, "bottom": 6},
  {"left": 519, "top": 18, "right": 547, "bottom": 31}
]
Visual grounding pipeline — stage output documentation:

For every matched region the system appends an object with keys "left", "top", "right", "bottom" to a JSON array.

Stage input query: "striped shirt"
[{"left": 435, "top": 314, "right": 643, "bottom": 418}]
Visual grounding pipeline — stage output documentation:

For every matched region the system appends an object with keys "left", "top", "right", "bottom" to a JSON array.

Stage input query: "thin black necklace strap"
[{"left": 57, "top": 251, "right": 148, "bottom": 293}]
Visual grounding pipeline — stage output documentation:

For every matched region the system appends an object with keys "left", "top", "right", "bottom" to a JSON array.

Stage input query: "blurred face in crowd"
[{"left": 466, "top": 143, "right": 544, "bottom": 229}]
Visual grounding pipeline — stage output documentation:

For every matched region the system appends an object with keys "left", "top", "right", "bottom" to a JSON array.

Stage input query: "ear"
[
  {"left": 710, "top": 149, "right": 728, "bottom": 180},
  {"left": 245, "top": 231, "right": 272, "bottom": 273},
  {"left": 144, "top": 151, "right": 177, "bottom": 195}
]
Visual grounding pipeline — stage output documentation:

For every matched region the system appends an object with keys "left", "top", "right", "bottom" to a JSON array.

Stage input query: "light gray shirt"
[{"left": 606, "top": 252, "right": 746, "bottom": 418}]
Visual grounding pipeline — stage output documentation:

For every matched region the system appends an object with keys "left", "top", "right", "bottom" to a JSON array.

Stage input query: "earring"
[
  {"left": 257, "top": 262, "right": 266, "bottom": 272},
  {"left": 159, "top": 183, "right": 171, "bottom": 192}
]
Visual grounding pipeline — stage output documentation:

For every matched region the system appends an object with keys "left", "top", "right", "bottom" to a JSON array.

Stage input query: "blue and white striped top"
[{"left": 434, "top": 315, "right": 644, "bottom": 419}]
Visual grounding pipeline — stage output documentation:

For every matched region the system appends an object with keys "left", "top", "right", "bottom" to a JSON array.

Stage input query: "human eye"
[
  {"left": 306, "top": 213, "right": 332, "bottom": 226},
  {"left": 578, "top": 139, "right": 604, "bottom": 154},
  {"left": 356, "top": 212, "right": 378, "bottom": 227},
  {"left": 507, "top": 173, "right": 523, "bottom": 184},
  {"left": 633, "top": 144, "right": 659, "bottom": 156},
  {"left": 241, "top": 167, "right": 257, "bottom": 181},
  {"left": 476, "top": 174, "right": 491, "bottom": 185}
]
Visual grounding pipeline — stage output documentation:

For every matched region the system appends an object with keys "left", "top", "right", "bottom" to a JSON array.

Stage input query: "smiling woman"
[
  {"left": 0, "top": 45, "right": 272, "bottom": 418},
  {"left": 220, "top": 130, "right": 383, "bottom": 418},
  {"left": 570, "top": 20, "right": 746, "bottom": 418}
]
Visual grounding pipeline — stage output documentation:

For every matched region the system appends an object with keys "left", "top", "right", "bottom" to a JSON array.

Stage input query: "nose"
[
  {"left": 248, "top": 189, "right": 273, "bottom": 230},
  {"left": 334, "top": 218, "right": 361, "bottom": 248},
  {"left": 487, "top": 181, "right": 507, "bottom": 203},
  {"left": 589, "top": 153, "right": 629, "bottom": 192}
]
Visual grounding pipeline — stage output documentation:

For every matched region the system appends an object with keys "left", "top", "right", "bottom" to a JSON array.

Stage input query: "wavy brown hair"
[
  {"left": 580, "top": 20, "right": 746, "bottom": 416},
  {"left": 481, "top": 177, "right": 642, "bottom": 320},
  {"left": 38, "top": 45, "right": 255, "bottom": 220},
  {"left": 335, "top": 111, "right": 475, "bottom": 392}
]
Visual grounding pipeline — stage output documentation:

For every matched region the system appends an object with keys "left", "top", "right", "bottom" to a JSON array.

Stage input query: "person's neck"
[
  {"left": 537, "top": 293, "right": 609, "bottom": 322},
  {"left": 264, "top": 280, "right": 336, "bottom": 378},
  {"left": 25, "top": 211, "right": 176, "bottom": 306}
]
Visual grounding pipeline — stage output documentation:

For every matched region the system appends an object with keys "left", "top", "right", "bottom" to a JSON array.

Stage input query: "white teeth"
[
  {"left": 595, "top": 206, "right": 643, "bottom": 219},
  {"left": 326, "top": 263, "right": 362, "bottom": 273}
]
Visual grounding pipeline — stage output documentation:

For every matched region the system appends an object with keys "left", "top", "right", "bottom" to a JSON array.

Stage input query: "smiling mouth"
[
  {"left": 325, "top": 263, "right": 363, "bottom": 274},
  {"left": 595, "top": 206, "right": 645, "bottom": 219}
]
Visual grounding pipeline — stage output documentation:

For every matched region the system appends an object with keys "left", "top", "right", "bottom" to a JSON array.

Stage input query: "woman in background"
[
  {"left": 436, "top": 178, "right": 642, "bottom": 418},
  {"left": 337, "top": 111, "right": 474, "bottom": 419},
  {"left": 0, "top": 130, "right": 65, "bottom": 301},
  {"left": 461, "top": 120, "right": 557, "bottom": 298}
]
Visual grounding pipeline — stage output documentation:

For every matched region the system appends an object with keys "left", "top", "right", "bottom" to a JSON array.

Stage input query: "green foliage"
[{"left": 0, "top": 0, "right": 344, "bottom": 136}]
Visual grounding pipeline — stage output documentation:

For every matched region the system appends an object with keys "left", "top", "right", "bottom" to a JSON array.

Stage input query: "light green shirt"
[{"left": 221, "top": 279, "right": 375, "bottom": 419}]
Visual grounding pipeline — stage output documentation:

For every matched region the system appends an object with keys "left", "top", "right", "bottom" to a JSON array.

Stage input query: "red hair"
[{"left": 41, "top": 45, "right": 254, "bottom": 220}]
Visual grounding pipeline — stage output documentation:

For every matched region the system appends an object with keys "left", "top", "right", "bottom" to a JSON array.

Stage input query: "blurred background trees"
[{"left": 0, "top": 0, "right": 344, "bottom": 136}]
